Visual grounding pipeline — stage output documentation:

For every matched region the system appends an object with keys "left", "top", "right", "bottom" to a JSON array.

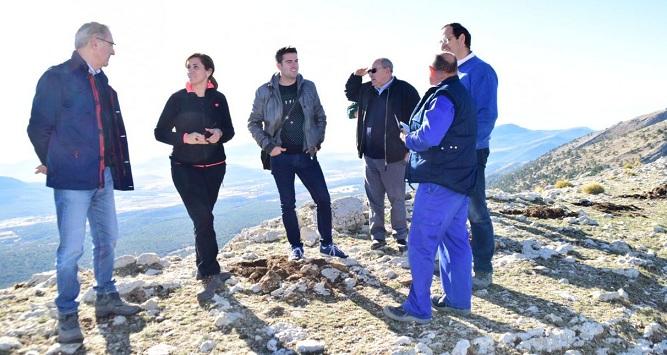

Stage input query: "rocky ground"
[{"left": 0, "top": 158, "right": 665, "bottom": 355}]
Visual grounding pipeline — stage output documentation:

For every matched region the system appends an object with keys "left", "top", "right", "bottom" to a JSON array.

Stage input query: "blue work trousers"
[{"left": 403, "top": 183, "right": 471, "bottom": 320}]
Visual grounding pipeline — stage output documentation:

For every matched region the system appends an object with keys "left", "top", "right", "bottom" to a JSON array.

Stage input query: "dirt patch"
[
  {"left": 619, "top": 183, "right": 667, "bottom": 199},
  {"left": 573, "top": 200, "right": 644, "bottom": 216},
  {"left": 228, "top": 256, "right": 351, "bottom": 296},
  {"left": 500, "top": 206, "right": 577, "bottom": 219}
]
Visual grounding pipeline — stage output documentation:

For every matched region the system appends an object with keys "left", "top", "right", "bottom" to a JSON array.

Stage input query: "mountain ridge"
[{"left": 490, "top": 109, "right": 667, "bottom": 192}]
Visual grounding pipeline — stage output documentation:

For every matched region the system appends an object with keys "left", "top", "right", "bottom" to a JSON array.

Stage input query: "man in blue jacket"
[
  {"left": 27, "top": 22, "right": 140, "bottom": 344},
  {"left": 384, "top": 52, "right": 477, "bottom": 323},
  {"left": 442, "top": 23, "right": 499, "bottom": 289}
]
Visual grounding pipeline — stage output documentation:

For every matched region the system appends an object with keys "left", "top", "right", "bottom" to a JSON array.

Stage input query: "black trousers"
[{"left": 171, "top": 161, "right": 226, "bottom": 278}]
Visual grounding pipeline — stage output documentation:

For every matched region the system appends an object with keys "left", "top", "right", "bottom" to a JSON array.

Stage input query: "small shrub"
[
  {"left": 623, "top": 159, "right": 640, "bottom": 170},
  {"left": 581, "top": 182, "right": 605, "bottom": 195},
  {"left": 555, "top": 180, "right": 573, "bottom": 188}
]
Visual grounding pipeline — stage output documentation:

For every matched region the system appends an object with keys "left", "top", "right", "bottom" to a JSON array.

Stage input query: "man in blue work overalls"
[{"left": 383, "top": 52, "right": 477, "bottom": 323}]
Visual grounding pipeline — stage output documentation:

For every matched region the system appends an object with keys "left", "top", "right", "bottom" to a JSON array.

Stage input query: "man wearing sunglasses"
[
  {"left": 345, "top": 58, "right": 419, "bottom": 252},
  {"left": 441, "top": 23, "right": 499, "bottom": 290},
  {"left": 27, "top": 22, "right": 140, "bottom": 344}
]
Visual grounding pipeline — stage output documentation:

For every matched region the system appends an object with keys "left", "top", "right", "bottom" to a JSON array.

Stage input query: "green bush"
[
  {"left": 554, "top": 180, "right": 573, "bottom": 188},
  {"left": 581, "top": 182, "right": 605, "bottom": 195}
]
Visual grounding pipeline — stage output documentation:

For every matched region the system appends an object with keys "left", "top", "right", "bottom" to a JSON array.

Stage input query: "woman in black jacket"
[{"left": 155, "top": 53, "right": 234, "bottom": 303}]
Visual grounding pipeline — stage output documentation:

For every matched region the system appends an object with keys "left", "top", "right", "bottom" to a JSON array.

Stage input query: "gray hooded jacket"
[{"left": 247, "top": 73, "right": 326, "bottom": 155}]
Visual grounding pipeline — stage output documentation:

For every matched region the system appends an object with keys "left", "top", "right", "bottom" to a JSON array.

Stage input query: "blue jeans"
[
  {"left": 403, "top": 183, "right": 471, "bottom": 319},
  {"left": 469, "top": 148, "right": 495, "bottom": 273},
  {"left": 271, "top": 152, "right": 332, "bottom": 248},
  {"left": 54, "top": 168, "right": 119, "bottom": 314}
]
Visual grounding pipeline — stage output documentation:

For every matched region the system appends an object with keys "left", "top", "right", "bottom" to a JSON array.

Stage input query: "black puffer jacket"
[
  {"left": 155, "top": 88, "right": 235, "bottom": 165},
  {"left": 345, "top": 74, "right": 419, "bottom": 163}
]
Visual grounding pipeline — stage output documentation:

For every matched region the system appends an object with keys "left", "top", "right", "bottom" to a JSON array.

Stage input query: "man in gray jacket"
[{"left": 248, "top": 46, "right": 347, "bottom": 261}]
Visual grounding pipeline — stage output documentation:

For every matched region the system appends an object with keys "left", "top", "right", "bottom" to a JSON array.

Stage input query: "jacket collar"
[
  {"left": 436, "top": 74, "right": 460, "bottom": 88},
  {"left": 268, "top": 72, "right": 303, "bottom": 90},
  {"left": 68, "top": 51, "right": 89, "bottom": 74},
  {"left": 68, "top": 51, "right": 109, "bottom": 84}
]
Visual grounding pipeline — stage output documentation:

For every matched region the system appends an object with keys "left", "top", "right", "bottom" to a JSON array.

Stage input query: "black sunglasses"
[{"left": 368, "top": 68, "right": 380, "bottom": 74}]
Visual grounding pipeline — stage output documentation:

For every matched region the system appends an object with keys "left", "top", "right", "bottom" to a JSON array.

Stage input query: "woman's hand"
[
  {"left": 184, "top": 132, "right": 208, "bottom": 144},
  {"left": 204, "top": 128, "right": 223, "bottom": 144}
]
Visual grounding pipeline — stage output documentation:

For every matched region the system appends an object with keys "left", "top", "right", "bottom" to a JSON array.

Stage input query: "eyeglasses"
[
  {"left": 96, "top": 37, "right": 115, "bottom": 46},
  {"left": 368, "top": 68, "right": 380, "bottom": 74},
  {"left": 440, "top": 36, "right": 456, "bottom": 45}
]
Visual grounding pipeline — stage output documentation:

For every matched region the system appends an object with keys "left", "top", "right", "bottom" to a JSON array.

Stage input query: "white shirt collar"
[
  {"left": 376, "top": 76, "right": 395, "bottom": 95},
  {"left": 86, "top": 63, "right": 101, "bottom": 75},
  {"left": 457, "top": 52, "right": 476, "bottom": 66}
]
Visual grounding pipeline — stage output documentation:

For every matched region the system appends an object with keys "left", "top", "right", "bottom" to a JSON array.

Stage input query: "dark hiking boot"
[
  {"left": 472, "top": 272, "right": 493, "bottom": 290},
  {"left": 95, "top": 292, "right": 142, "bottom": 317},
  {"left": 197, "top": 274, "right": 224, "bottom": 303},
  {"left": 57, "top": 312, "right": 84, "bottom": 343}
]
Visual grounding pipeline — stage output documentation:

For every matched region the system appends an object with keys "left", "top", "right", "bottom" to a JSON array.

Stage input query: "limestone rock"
[
  {"left": 46, "top": 343, "right": 82, "bottom": 355},
  {"left": 215, "top": 311, "right": 242, "bottom": 328},
  {"left": 26, "top": 270, "right": 56, "bottom": 287},
  {"left": 199, "top": 340, "right": 215, "bottom": 353},
  {"left": 296, "top": 339, "right": 325, "bottom": 353},
  {"left": 145, "top": 344, "right": 177, "bottom": 355},
  {"left": 331, "top": 197, "right": 365, "bottom": 231},
  {"left": 301, "top": 226, "right": 320, "bottom": 247},
  {"left": 0, "top": 336, "right": 21, "bottom": 351},
  {"left": 451, "top": 339, "right": 470, "bottom": 355},
  {"left": 321, "top": 268, "right": 341, "bottom": 283}
]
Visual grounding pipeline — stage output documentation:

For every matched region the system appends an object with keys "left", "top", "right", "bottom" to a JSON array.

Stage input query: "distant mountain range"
[
  {"left": 0, "top": 150, "right": 365, "bottom": 288},
  {"left": 490, "top": 109, "right": 667, "bottom": 192},
  {"left": 0, "top": 123, "right": 599, "bottom": 287},
  {"left": 486, "top": 124, "right": 593, "bottom": 177}
]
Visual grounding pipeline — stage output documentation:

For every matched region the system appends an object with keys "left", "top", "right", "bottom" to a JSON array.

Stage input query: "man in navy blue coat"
[{"left": 27, "top": 22, "right": 140, "bottom": 344}]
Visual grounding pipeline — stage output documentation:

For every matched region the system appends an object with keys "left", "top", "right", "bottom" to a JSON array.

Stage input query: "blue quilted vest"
[{"left": 406, "top": 76, "right": 477, "bottom": 195}]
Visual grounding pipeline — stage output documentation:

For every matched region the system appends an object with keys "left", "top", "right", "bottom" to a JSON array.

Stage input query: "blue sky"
[{"left": 1, "top": 0, "right": 666, "bottom": 171}]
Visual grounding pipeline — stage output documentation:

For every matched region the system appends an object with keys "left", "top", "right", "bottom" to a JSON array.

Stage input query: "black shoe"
[
  {"left": 383, "top": 305, "right": 430, "bottom": 324},
  {"left": 430, "top": 295, "right": 471, "bottom": 315},
  {"left": 197, "top": 274, "right": 224, "bottom": 303},
  {"left": 370, "top": 239, "right": 387, "bottom": 250},
  {"left": 396, "top": 239, "right": 408, "bottom": 252}
]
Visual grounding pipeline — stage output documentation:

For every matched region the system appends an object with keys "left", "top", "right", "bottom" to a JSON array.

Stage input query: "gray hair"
[
  {"left": 74, "top": 22, "right": 110, "bottom": 49},
  {"left": 377, "top": 58, "right": 393, "bottom": 72}
]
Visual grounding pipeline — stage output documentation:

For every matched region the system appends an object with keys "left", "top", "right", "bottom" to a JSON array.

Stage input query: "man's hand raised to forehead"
[{"left": 354, "top": 68, "right": 368, "bottom": 76}]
